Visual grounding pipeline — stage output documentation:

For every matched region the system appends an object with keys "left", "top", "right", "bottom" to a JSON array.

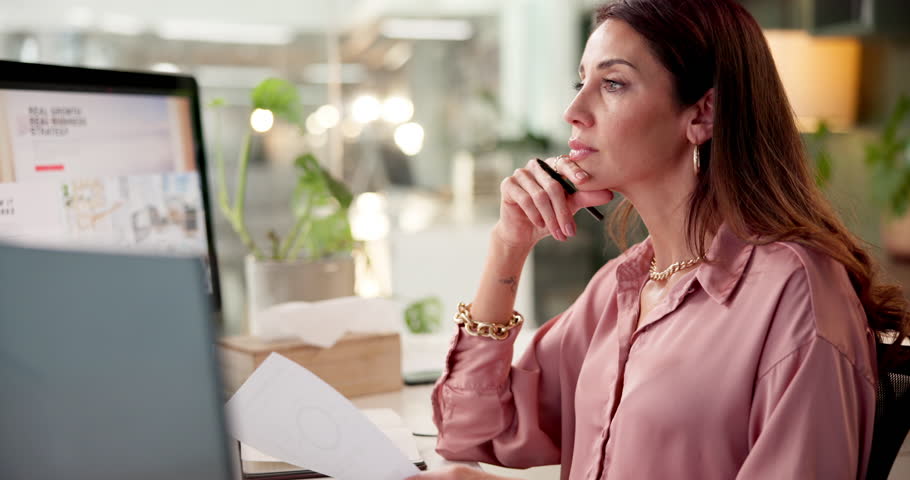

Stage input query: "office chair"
[{"left": 867, "top": 342, "right": 910, "bottom": 480}]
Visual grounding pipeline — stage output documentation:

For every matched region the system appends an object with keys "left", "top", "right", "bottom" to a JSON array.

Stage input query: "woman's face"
[{"left": 564, "top": 20, "right": 693, "bottom": 195}]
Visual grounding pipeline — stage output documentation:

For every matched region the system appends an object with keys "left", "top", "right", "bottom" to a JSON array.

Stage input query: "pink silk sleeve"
[
  {"left": 734, "top": 263, "right": 877, "bottom": 480},
  {"left": 736, "top": 335, "right": 876, "bottom": 479},
  {"left": 430, "top": 308, "right": 571, "bottom": 468}
]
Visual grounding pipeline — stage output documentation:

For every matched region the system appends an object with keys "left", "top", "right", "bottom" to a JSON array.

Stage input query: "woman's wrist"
[{"left": 490, "top": 222, "right": 536, "bottom": 254}]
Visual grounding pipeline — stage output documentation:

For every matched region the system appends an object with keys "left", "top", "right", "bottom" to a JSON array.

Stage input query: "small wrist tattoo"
[{"left": 499, "top": 276, "right": 518, "bottom": 293}]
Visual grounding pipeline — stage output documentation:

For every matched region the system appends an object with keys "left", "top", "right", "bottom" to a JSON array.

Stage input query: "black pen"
[{"left": 536, "top": 158, "right": 605, "bottom": 222}]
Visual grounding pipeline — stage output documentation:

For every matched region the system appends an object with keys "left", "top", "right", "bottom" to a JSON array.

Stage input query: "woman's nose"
[{"left": 563, "top": 94, "right": 594, "bottom": 129}]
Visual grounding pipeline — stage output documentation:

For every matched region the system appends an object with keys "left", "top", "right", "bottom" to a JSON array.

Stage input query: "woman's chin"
[{"left": 577, "top": 180, "right": 618, "bottom": 193}]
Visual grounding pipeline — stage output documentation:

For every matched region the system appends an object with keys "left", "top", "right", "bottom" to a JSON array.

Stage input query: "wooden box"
[{"left": 218, "top": 332, "right": 403, "bottom": 398}]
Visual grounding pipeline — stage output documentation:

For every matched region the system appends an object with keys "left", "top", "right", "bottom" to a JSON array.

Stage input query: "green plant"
[
  {"left": 865, "top": 94, "right": 910, "bottom": 217},
  {"left": 807, "top": 120, "right": 833, "bottom": 189},
  {"left": 404, "top": 296, "right": 443, "bottom": 334},
  {"left": 211, "top": 78, "right": 355, "bottom": 261}
]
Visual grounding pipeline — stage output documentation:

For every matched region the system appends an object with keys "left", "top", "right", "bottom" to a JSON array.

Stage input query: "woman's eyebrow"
[{"left": 578, "top": 58, "right": 639, "bottom": 77}]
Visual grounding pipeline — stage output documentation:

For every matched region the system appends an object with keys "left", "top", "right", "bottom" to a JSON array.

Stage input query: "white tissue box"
[{"left": 218, "top": 332, "right": 403, "bottom": 398}]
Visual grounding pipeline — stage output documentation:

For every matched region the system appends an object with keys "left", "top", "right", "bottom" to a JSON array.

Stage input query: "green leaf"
[
  {"left": 251, "top": 78, "right": 301, "bottom": 124},
  {"left": 208, "top": 98, "right": 226, "bottom": 108},
  {"left": 815, "top": 151, "right": 832, "bottom": 188},
  {"left": 812, "top": 120, "right": 831, "bottom": 141},
  {"left": 890, "top": 170, "right": 910, "bottom": 216},
  {"left": 298, "top": 209, "right": 353, "bottom": 260},
  {"left": 324, "top": 173, "right": 353, "bottom": 209},
  {"left": 293, "top": 153, "right": 352, "bottom": 209},
  {"left": 404, "top": 297, "right": 443, "bottom": 334},
  {"left": 883, "top": 95, "right": 910, "bottom": 143}
]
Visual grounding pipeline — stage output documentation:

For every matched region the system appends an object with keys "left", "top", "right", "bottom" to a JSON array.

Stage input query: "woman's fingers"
[
  {"left": 528, "top": 159, "right": 576, "bottom": 238},
  {"left": 513, "top": 166, "right": 567, "bottom": 241},
  {"left": 568, "top": 189, "right": 615, "bottom": 213},
  {"left": 498, "top": 156, "right": 601, "bottom": 243},
  {"left": 554, "top": 156, "right": 590, "bottom": 184},
  {"left": 501, "top": 174, "right": 546, "bottom": 229}
]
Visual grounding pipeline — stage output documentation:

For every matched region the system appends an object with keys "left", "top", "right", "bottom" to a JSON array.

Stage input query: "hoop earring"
[{"left": 693, "top": 144, "right": 701, "bottom": 175}]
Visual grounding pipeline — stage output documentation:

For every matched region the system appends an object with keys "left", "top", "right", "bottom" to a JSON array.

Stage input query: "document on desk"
[{"left": 225, "top": 353, "right": 420, "bottom": 480}]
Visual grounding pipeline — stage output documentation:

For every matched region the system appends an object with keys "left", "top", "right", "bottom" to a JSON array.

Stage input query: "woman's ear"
[{"left": 687, "top": 88, "right": 715, "bottom": 145}]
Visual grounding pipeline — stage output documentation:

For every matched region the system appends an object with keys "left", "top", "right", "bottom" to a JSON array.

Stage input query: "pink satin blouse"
[{"left": 431, "top": 224, "right": 877, "bottom": 479}]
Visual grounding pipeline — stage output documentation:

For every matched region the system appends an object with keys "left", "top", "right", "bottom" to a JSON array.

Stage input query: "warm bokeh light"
[
  {"left": 150, "top": 62, "right": 180, "bottom": 73},
  {"left": 352, "top": 95, "right": 381, "bottom": 124},
  {"left": 381, "top": 96, "right": 414, "bottom": 124},
  {"left": 394, "top": 122, "right": 424, "bottom": 156},
  {"left": 305, "top": 113, "right": 327, "bottom": 135},
  {"left": 350, "top": 192, "right": 390, "bottom": 241},
  {"left": 249, "top": 108, "right": 274, "bottom": 133},
  {"left": 314, "top": 104, "right": 340, "bottom": 129},
  {"left": 341, "top": 119, "right": 363, "bottom": 139},
  {"left": 764, "top": 30, "right": 860, "bottom": 132}
]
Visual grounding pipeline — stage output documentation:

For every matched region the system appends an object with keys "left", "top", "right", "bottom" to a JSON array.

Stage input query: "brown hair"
[{"left": 596, "top": 0, "right": 910, "bottom": 351}]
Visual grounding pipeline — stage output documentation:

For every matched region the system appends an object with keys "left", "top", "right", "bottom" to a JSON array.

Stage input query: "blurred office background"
[
  {"left": 2, "top": 1, "right": 908, "bottom": 478},
  {"left": 1, "top": 0, "right": 908, "bottom": 334}
]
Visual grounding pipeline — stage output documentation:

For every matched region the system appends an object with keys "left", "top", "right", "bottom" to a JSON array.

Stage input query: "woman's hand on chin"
[{"left": 495, "top": 156, "right": 613, "bottom": 249}]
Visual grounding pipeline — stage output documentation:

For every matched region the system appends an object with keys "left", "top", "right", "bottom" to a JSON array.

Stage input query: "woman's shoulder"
[
  {"left": 749, "top": 238, "right": 873, "bottom": 375},
  {"left": 751, "top": 238, "right": 861, "bottom": 315}
]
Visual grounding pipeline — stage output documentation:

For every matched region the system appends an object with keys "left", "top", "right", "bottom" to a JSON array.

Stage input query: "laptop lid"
[
  {"left": 0, "top": 60, "right": 222, "bottom": 315},
  {"left": 0, "top": 243, "right": 236, "bottom": 480}
]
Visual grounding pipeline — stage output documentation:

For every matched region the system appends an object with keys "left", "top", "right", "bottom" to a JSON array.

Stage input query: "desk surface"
[
  {"left": 348, "top": 385, "right": 561, "bottom": 480},
  {"left": 349, "top": 384, "right": 476, "bottom": 473}
]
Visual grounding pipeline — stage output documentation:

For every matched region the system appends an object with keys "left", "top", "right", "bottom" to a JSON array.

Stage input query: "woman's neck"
[{"left": 622, "top": 167, "right": 709, "bottom": 272}]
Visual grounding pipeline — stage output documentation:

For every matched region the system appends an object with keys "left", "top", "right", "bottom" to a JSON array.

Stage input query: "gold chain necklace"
[{"left": 649, "top": 256, "right": 704, "bottom": 281}]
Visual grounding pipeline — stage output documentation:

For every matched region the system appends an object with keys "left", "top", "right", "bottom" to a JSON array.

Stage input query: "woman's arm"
[
  {"left": 735, "top": 266, "right": 877, "bottom": 479},
  {"left": 468, "top": 230, "right": 533, "bottom": 327},
  {"left": 430, "top": 157, "right": 613, "bottom": 468},
  {"left": 473, "top": 156, "right": 613, "bottom": 325}
]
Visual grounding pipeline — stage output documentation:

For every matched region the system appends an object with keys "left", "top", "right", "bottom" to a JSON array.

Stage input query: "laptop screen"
[{"left": 0, "top": 61, "right": 221, "bottom": 312}]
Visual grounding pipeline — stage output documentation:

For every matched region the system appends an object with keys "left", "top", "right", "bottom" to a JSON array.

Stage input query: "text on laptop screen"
[{"left": 0, "top": 88, "right": 209, "bottom": 257}]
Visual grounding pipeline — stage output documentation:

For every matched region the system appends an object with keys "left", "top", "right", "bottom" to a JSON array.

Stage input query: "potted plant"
[
  {"left": 211, "top": 78, "right": 358, "bottom": 334},
  {"left": 865, "top": 94, "right": 910, "bottom": 260}
]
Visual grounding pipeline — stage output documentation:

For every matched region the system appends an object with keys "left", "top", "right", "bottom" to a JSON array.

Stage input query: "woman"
[{"left": 410, "top": 0, "right": 910, "bottom": 479}]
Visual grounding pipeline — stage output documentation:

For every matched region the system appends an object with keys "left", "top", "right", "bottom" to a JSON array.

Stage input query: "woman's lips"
[
  {"left": 568, "top": 139, "right": 598, "bottom": 161},
  {"left": 569, "top": 149, "right": 597, "bottom": 161}
]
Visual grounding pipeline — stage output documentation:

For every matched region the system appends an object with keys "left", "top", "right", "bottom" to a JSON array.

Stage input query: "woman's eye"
[
  {"left": 573, "top": 82, "right": 584, "bottom": 92},
  {"left": 603, "top": 79, "right": 624, "bottom": 92}
]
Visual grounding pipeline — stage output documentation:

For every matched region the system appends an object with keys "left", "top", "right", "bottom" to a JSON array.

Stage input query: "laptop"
[
  {"left": 0, "top": 60, "right": 222, "bottom": 319},
  {"left": 0, "top": 243, "right": 237, "bottom": 480}
]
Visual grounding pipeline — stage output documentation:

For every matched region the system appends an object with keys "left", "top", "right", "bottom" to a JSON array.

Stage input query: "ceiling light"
[
  {"left": 301, "top": 63, "right": 366, "bottom": 84},
  {"left": 150, "top": 62, "right": 180, "bottom": 74},
  {"left": 157, "top": 20, "right": 294, "bottom": 45},
  {"left": 380, "top": 18, "right": 473, "bottom": 41},
  {"left": 99, "top": 13, "right": 144, "bottom": 36}
]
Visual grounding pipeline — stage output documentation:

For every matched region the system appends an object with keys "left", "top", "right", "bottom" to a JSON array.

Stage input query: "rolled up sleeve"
[{"left": 431, "top": 309, "right": 570, "bottom": 468}]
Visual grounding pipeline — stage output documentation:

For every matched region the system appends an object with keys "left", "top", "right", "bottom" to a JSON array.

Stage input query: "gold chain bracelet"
[{"left": 453, "top": 302, "right": 524, "bottom": 340}]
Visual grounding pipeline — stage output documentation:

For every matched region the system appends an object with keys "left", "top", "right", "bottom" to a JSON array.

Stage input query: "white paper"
[
  {"left": 225, "top": 353, "right": 419, "bottom": 480},
  {"left": 239, "top": 409, "right": 421, "bottom": 463},
  {"left": 254, "top": 296, "right": 401, "bottom": 348}
]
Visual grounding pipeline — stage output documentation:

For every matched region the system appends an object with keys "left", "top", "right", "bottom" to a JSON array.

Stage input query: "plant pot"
[
  {"left": 882, "top": 210, "right": 910, "bottom": 262},
  {"left": 244, "top": 254, "right": 356, "bottom": 335}
]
